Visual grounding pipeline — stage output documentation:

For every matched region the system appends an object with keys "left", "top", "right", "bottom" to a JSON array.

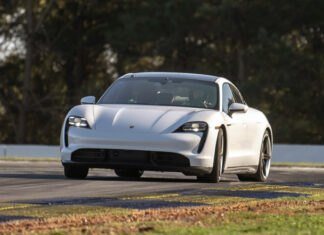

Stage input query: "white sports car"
[{"left": 60, "top": 72, "right": 272, "bottom": 183}]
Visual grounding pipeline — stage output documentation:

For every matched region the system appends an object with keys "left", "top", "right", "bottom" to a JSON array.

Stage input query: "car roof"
[{"left": 120, "top": 72, "right": 219, "bottom": 83}]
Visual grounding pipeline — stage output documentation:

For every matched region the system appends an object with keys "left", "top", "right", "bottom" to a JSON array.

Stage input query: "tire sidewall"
[
  {"left": 214, "top": 128, "right": 224, "bottom": 182},
  {"left": 257, "top": 131, "right": 271, "bottom": 181}
]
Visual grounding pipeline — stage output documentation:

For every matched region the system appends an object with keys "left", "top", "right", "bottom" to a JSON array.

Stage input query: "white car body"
[{"left": 60, "top": 72, "right": 272, "bottom": 178}]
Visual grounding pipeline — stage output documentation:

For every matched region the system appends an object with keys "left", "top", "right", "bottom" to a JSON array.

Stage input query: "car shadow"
[
  {"left": 0, "top": 173, "right": 238, "bottom": 183},
  {"left": 0, "top": 173, "right": 66, "bottom": 180},
  {"left": 86, "top": 176, "right": 198, "bottom": 183}
]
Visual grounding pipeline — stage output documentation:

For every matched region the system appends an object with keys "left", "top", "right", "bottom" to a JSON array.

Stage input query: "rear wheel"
[
  {"left": 197, "top": 128, "right": 224, "bottom": 183},
  {"left": 64, "top": 165, "right": 88, "bottom": 179},
  {"left": 114, "top": 169, "right": 144, "bottom": 178},
  {"left": 237, "top": 131, "right": 272, "bottom": 182}
]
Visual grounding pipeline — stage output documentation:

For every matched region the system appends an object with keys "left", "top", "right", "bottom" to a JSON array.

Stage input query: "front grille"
[
  {"left": 150, "top": 152, "right": 190, "bottom": 167},
  {"left": 72, "top": 149, "right": 107, "bottom": 162},
  {"left": 71, "top": 149, "right": 190, "bottom": 167}
]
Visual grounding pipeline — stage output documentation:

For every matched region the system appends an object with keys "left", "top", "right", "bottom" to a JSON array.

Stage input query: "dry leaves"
[{"left": 0, "top": 200, "right": 323, "bottom": 234}]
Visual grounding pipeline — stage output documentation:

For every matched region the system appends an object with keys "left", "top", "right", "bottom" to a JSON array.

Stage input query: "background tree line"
[{"left": 0, "top": 0, "right": 323, "bottom": 145}]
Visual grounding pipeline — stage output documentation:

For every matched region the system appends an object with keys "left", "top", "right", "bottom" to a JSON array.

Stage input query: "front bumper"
[{"left": 61, "top": 127, "right": 217, "bottom": 175}]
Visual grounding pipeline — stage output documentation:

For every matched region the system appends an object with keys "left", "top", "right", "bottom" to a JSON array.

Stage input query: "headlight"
[
  {"left": 174, "top": 121, "right": 208, "bottom": 153},
  {"left": 176, "top": 122, "right": 208, "bottom": 132},
  {"left": 68, "top": 116, "right": 89, "bottom": 128}
]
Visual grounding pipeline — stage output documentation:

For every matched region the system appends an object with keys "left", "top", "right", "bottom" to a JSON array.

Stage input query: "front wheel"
[
  {"left": 197, "top": 128, "right": 224, "bottom": 183},
  {"left": 64, "top": 165, "right": 89, "bottom": 179},
  {"left": 237, "top": 131, "right": 272, "bottom": 182},
  {"left": 114, "top": 169, "right": 144, "bottom": 178}
]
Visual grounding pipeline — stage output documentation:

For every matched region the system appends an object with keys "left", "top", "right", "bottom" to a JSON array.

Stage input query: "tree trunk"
[
  {"left": 17, "top": 0, "right": 33, "bottom": 143},
  {"left": 237, "top": 47, "right": 246, "bottom": 82}
]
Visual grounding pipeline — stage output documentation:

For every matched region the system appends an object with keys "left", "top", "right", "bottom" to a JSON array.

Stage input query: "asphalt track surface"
[{"left": 0, "top": 161, "right": 323, "bottom": 202}]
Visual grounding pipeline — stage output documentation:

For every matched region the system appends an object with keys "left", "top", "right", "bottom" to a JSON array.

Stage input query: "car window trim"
[
  {"left": 98, "top": 77, "right": 220, "bottom": 110},
  {"left": 222, "top": 83, "right": 235, "bottom": 114}
]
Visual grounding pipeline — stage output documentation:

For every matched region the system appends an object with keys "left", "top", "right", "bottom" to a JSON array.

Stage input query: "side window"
[
  {"left": 230, "top": 85, "right": 244, "bottom": 104},
  {"left": 222, "top": 83, "right": 235, "bottom": 114}
]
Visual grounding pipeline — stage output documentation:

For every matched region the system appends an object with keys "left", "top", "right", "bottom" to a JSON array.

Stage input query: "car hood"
[{"left": 93, "top": 104, "right": 209, "bottom": 133}]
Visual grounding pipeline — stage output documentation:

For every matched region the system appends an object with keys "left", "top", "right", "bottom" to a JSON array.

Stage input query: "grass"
[
  {"left": 0, "top": 157, "right": 60, "bottom": 162},
  {"left": 151, "top": 213, "right": 324, "bottom": 235},
  {"left": 272, "top": 162, "right": 324, "bottom": 168},
  {"left": 1, "top": 183, "right": 324, "bottom": 234},
  {"left": 17, "top": 205, "right": 324, "bottom": 235}
]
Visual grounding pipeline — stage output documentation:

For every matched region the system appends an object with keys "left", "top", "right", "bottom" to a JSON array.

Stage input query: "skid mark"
[
  {"left": 6, "top": 183, "right": 316, "bottom": 214},
  {"left": 120, "top": 193, "right": 179, "bottom": 201},
  {"left": 0, "top": 215, "right": 37, "bottom": 223},
  {"left": 12, "top": 197, "right": 206, "bottom": 210}
]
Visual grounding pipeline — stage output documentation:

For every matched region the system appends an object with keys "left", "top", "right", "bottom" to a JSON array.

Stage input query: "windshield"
[{"left": 98, "top": 77, "right": 219, "bottom": 109}]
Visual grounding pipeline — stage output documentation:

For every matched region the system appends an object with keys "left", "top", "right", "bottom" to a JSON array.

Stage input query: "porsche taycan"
[{"left": 60, "top": 72, "right": 273, "bottom": 182}]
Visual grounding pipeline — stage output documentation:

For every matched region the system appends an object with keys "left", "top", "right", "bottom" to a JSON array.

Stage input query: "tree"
[{"left": 0, "top": 0, "right": 323, "bottom": 144}]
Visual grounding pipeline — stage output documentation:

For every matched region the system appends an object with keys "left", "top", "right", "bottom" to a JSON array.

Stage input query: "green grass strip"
[
  {"left": 272, "top": 162, "right": 324, "bottom": 168},
  {"left": 0, "top": 157, "right": 60, "bottom": 162}
]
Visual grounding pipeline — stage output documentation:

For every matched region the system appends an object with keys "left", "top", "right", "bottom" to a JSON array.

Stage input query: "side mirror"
[
  {"left": 81, "top": 96, "right": 95, "bottom": 104},
  {"left": 228, "top": 103, "right": 248, "bottom": 116}
]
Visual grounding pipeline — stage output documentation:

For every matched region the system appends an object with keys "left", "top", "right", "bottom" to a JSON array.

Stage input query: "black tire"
[
  {"left": 237, "top": 131, "right": 272, "bottom": 182},
  {"left": 197, "top": 128, "right": 224, "bottom": 183},
  {"left": 114, "top": 169, "right": 144, "bottom": 178},
  {"left": 64, "top": 165, "right": 88, "bottom": 179}
]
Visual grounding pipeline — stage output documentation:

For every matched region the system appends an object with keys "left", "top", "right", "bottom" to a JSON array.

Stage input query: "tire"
[
  {"left": 64, "top": 165, "right": 88, "bottom": 179},
  {"left": 197, "top": 128, "right": 224, "bottom": 183},
  {"left": 114, "top": 169, "right": 144, "bottom": 178},
  {"left": 237, "top": 131, "right": 272, "bottom": 182}
]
